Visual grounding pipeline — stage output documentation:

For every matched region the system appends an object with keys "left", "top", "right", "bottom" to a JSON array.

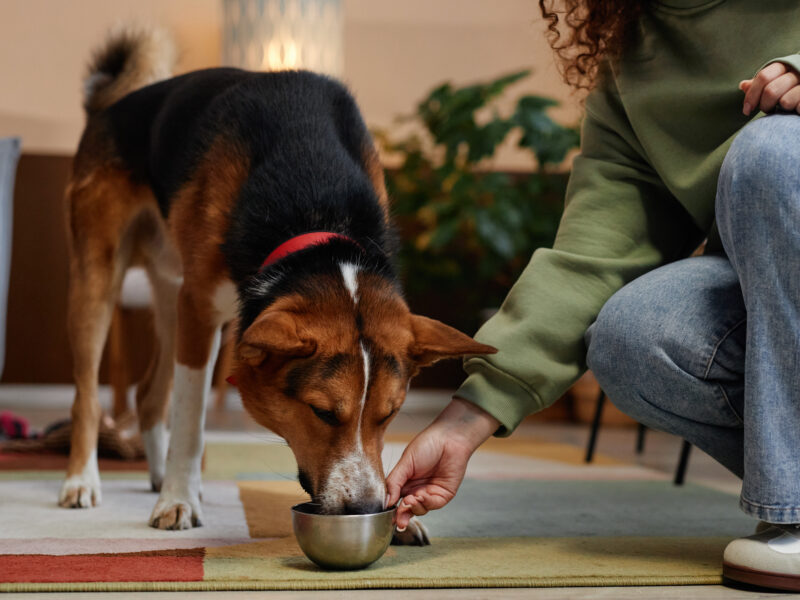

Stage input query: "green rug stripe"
[{"left": 0, "top": 575, "right": 723, "bottom": 593}]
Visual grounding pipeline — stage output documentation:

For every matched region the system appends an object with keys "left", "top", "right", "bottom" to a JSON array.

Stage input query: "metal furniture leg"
[{"left": 584, "top": 390, "right": 606, "bottom": 463}]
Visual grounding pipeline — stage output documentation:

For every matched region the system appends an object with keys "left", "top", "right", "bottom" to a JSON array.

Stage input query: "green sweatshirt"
[{"left": 456, "top": 0, "right": 800, "bottom": 436}]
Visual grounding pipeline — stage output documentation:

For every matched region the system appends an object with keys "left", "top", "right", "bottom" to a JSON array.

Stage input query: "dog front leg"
[
  {"left": 392, "top": 517, "right": 430, "bottom": 546},
  {"left": 149, "top": 286, "right": 221, "bottom": 530}
]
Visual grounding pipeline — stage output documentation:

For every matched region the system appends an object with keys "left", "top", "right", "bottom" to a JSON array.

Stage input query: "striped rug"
[{"left": 0, "top": 434, "right": 752, "bottom": 591}]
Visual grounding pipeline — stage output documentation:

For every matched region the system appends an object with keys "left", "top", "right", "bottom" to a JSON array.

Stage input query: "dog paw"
[
  {"left": 58, "top": 476, "right": 102, "bottom": 508},
  {"left": 392, "top": 517, "right": 430, "bottom": 546},
  {"left": 149, "top": 492, "right": 203, "bottom": 530}
]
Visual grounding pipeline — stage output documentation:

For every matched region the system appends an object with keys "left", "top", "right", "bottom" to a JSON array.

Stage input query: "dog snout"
[
  {"left": 319, "top": 484, "right": 385, "bottom": 515},
  {"left": 318, "top": 455, "right": 386, "bottom": 514},
  {"left": 342, "top": 498, "right": 385, "bottom": 515}
]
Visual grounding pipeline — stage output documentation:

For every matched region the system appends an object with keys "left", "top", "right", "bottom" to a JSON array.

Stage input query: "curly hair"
[{"left": 539, "top": 0, "right": 650, "bottom": 90}]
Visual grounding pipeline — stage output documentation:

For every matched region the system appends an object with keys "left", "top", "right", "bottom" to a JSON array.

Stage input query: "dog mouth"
[
  {"left": 297, "top": 468, "right": 314, "bottom": 497},
  {"left": 315, "top": 499, "right": 386, "bottom": 515},
  {"left": 298, "top": 467, "right": 386, "bottom": 515},
  {"left": 307, "top": 489, "right": 386, "bottom": 516}
]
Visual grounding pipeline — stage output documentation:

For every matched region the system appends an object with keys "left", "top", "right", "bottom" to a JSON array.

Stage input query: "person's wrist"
[{"left": 432, "top": 397, "right": 501, "bottom": 451}]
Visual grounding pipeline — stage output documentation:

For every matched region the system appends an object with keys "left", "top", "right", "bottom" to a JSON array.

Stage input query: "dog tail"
[{"left": 83, "top": 25, "right": 176, "bottom": 115}]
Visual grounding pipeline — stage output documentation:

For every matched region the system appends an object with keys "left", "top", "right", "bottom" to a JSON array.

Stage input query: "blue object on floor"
[{"left": 0, "top": 137, "right": 20, "bottom": 380}]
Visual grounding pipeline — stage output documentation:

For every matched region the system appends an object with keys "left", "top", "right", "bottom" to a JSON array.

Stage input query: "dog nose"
[{"left": 343, "top": 499, "right": 384, "bottom": 515}]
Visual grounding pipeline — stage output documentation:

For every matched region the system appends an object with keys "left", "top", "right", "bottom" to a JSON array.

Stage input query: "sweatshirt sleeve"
[
  {"left": 454, "top": 75, "right": 704, "bottom": 437},
  {"left": 760, "top": 54, "right": 800, "bottom": 74}
]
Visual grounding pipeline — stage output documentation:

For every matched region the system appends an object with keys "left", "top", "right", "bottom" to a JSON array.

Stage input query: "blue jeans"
[{"left": 586, "top": 114, "right": 800, "bottom": 524}]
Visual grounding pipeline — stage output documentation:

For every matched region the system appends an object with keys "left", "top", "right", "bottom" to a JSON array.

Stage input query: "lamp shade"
[{"left": 222, "top": 0, "right": 343, "bottom": 77}]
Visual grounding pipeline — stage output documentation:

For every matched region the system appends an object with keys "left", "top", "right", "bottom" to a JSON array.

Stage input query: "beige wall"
[
  {"left": 0, "top": 0, "right": 221, "bottom": 153},
  {"left": 0, "top": 0, "right": 580, "bottom": 167}
]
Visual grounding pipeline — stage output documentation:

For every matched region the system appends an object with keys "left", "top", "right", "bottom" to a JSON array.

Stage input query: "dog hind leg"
[
  {"left": 136, "top": 260, "right": 180, "bottom": 492},
  {"left": 60, "top": 180, "right": 130, "bottom": 508}
]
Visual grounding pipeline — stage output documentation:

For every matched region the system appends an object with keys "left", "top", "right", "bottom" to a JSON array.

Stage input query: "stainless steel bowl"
[{"left": 291, "top": 502, "right": 396, "bottom": 570}]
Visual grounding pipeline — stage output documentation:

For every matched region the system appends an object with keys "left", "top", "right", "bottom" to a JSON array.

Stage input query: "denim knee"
[
  {"left": 716, "top": 114, "right": 800, "bottom": 239},
  {"left": 585, "top": 291, "right": 650, "bottom": 418}
]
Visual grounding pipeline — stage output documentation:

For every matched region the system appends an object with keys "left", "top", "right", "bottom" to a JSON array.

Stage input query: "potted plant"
[{"left": 374, "top": 71, "right": 580, "bottom": 387}]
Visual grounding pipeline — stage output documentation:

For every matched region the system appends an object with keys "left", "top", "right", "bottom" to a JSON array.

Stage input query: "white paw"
[
  {"left": 392, "top": 516, "right": 430, "bottom": 546},
  {"left": 59, "top": 478, "right": 102, "bottom": 508},
  {"left": 149, "top": 490, "right": 203, "bottom": 530},
  {"left": 142, "top": 423, "right": 168, "bottom": 492},
  {"left": 59, "top": 453, "right": 101, "bottom": 508}
]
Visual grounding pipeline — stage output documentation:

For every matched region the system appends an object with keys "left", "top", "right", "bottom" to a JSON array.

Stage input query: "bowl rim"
[{"left": 291, "top": 501, "right": 397, "bottom": 517}]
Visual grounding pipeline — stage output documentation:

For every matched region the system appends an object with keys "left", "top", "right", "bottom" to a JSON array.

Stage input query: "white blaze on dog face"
[
  {"left": 317, "top": 341, "right": 385, "bottom": 514},
  {"left": 234, "top": 266, "right": 496, "bottom": 514}
]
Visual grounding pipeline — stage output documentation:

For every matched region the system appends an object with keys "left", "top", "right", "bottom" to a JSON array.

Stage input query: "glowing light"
[{"left": 222, "top": 0, "right": 343, "bottom": 76}]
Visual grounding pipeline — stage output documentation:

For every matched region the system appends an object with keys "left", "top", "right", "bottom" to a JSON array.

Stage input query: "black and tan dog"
[{"left": 61, "top": 27, "right": 495, "bottom": 539}]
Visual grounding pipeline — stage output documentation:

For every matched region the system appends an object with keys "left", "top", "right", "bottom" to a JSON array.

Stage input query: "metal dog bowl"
[{"left": 291, "top": 502, "right": 396, "bottom": 570}]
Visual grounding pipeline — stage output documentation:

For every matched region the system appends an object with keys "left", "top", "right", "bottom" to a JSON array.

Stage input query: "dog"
[{"left": 60, "top": 27, "right": 496, "bottom": 542}]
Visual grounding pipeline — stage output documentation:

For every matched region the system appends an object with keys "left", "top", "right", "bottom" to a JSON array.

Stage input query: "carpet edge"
[{"left": 0, "top": 575, "right": 723, "bottom": 592}]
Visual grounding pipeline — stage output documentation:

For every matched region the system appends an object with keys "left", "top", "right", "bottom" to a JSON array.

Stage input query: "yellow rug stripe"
[
  {"left": 222, "top": 481, "right": 727, "bottom": 589},
  {"left": 202, "top": 536, "right": 727, "bottom": 588}
]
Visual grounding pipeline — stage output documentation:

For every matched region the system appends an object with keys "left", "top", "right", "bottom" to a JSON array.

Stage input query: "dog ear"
[
  {"left": 237, "top": 310, "right": 316, "bottom": 367},
  {"left": 408, "top": 314, "right": 497, "bottom": 368}
]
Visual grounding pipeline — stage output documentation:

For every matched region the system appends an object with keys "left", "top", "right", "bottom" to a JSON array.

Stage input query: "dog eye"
[
  {"left": 310, "top": 405, "right": 340, "bottom": 426},
  {"left": 378, "top": 409, "right": 397, "bottom": 426}
]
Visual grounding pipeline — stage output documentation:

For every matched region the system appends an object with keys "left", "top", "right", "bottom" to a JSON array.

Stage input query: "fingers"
[
  {"left": 759, "top": 71, "right": 800, "bottom": 113},
  {"left": 395, "top": 494, "right": 428, "bottom": 530},
  {"left": 385, "top": 449, "right": 415, "bottom": 508},
  {"left": 395, "top": 488, "right": 454, "bottom": 530},
  {"left": 778, "top": 85, "right": 800, "bottom": 114},
  {"left": 743, "top": 62, "right": 786, "bottom": 115}
]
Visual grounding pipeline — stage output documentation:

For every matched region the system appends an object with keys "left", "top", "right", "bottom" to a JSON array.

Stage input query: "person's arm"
[
  {"left": 388, "top": 74, "right": 706, "bottom": 527},
  {"left": 455, "top": 74, "right": 705, "bottom": 436},
  {"left": 386, "top": 397, "right": 499, "bottom": 530}
]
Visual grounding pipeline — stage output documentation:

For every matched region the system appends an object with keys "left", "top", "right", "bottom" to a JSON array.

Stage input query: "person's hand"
[
  {"left": 739, "top": 62, "right": 800, "bottom": 116},
  {"left": 385, "top": 397, "right": 500, "bottom": 530}
]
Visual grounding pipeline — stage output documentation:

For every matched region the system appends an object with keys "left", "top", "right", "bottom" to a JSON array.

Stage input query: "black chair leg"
[
  {"left": 635, "top": 423, "right": 647, "bottom": 455},
  {"left": 674, "top": 440, "right": 692, "bottom": 485},
  {"left": 584, "top": 390, "right": 606, "bottom": 463}
]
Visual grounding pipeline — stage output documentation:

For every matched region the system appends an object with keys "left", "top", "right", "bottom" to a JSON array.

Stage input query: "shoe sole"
[{"left": 724, "top": 561, "right": 800, "bottom": 591}]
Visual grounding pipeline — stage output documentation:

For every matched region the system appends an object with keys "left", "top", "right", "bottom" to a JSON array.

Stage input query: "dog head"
[{"left": 233, "top": 264, "right": 496, "bottom": 514}]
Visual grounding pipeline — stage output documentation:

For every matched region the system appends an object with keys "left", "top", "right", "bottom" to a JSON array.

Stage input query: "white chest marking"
[{"left": 340, "top": 263, "right": 359, "bottom": 303}]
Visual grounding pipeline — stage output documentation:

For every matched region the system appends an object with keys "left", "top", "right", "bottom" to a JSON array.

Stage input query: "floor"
[{"left": 0, "top": 385, "right": 792, "bottom": 599}]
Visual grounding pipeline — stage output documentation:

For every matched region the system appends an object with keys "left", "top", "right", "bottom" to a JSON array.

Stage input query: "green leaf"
[
  {"left": 475, "top": 211, "right": 515, "bottom": 259},
  {"left": 428, "top": 218, "right": 460, "bottom": 250},
  {"left": 514, "top": 95, "right": 580, "bottom": 165},
  {"left": 375, "top": 69, "right": 579, "bottom": 331}
]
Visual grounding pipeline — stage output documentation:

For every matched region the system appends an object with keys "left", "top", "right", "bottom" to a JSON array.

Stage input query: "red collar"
[
  {"left": 225, "top": 231, "right": 360, "bottom": 387},
  {"left": 225, "top": 231, "right": 361, "bottom": 387},
  {"left": 260, "top": 232, "right": 361, "bottom": 270}
]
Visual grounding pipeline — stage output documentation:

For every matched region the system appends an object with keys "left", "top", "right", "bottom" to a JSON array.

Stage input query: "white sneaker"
[{"left": 724, "top": 524, "right": 800, "bottom": 590}]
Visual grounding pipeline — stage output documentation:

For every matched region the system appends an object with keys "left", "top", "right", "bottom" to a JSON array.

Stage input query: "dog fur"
[{"left": 61, "top": 27, "right": 496, "bottom": 540}]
